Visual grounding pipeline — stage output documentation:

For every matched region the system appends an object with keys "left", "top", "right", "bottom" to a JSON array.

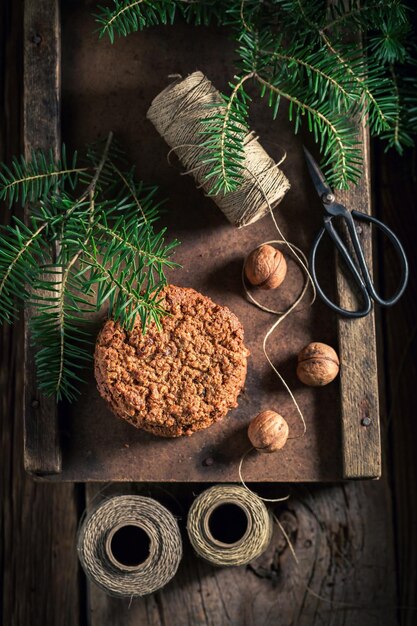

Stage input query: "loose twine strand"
[
  {"left": 77, "top": 495, "right": 182, "bottom": 598},
  {"left": 238, "top": 235, "right": 307, "bottom": 501},
  {"left": 238, "top": 194, "right": 315, "bottom": 503},
  {"left": 243, "top": 239, "right": 311, "bottom": 438},
  {"left": 187, "top": 486, "right": 359, "bottom": 611},
  {"left": 271, "top": 512, "right": 390, "bottom": 611},
  {"left": 188, "top": 493, "right": 408, "bottom": 611}
]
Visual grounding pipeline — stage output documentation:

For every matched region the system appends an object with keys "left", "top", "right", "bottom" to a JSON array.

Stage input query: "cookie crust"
[{"left": 94, "top": 285, "right": 249, "bottom": 437}]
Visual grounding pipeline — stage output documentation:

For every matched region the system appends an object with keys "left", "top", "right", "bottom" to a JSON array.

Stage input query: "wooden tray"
[{"left": 22, "top": 0, "right": 381, "bottom": 482}]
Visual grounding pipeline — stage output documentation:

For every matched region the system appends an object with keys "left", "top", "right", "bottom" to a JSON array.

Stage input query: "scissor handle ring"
[
  {"left": 351, "top": 210, "right": 409, "bottom": 306},
  {"left": 310, "top": 227, "right": 373, "bottom": 319}
]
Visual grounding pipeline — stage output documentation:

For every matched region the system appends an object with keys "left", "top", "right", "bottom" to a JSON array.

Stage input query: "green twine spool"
[{"left": 187, "top": 485, "right": 273, "bottom": 566}]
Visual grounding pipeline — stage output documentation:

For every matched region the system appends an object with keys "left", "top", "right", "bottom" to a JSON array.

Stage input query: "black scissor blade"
[{"left": 303, "top": 146, "right": 332, "bottom": 199}]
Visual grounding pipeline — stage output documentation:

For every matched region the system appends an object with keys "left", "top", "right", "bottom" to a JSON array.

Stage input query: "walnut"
[
  {"left": 244, "top": 244, "right": 287, "bottom": 289},
  {"left": 296, "top": 342, "right": 339, "bottom": 386},
  {"left": 248, "top": 410, "right": 289, "bottom": 453}
]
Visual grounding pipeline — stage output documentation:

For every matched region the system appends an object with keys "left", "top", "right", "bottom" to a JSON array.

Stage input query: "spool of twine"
[
  {"left": 187, "top": 485, "right": 273, "bottom": 566},
  {"left": 147, "top": 71, "right": 290, "bottom": 227},
  {"left": 77, "top": 495, "right": 183, "bottom": 598}
]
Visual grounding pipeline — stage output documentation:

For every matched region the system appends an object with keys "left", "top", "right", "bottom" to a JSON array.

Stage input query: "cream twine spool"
[
  {"left": 187, "top": 485, "right": 273, "bottom": 566},
  {"left": 77, "top": 495, "right": 182, "bottom": 598},
  {"left": 147, "top": 71, "right": 290, "bottom": 227}
]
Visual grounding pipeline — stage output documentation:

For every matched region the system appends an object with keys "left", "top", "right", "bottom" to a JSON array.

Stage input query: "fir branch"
[
  {"left": 95, "top": 0, "right": 223, "bottom": 42},
  {"left": 323, "top": 1, "right": 372, "bottom": 31},
  {"left": 57, "top": 132, "right": 113, "bottom": 245},
  {"left": 240, "top": 0, "right": 254, "bottom": 33},
  {"left": 255, "top": 72, "right": 362, "bottom": 188},
  {"left": 262, "top": 47, "right": 353, "bottom": 106},
  {"left": 0, "top": 220, "right": 48, "bottom": 323},
  {"left": 318, "top": 32, "right": 394, "bottom": 134},
  {"left": 78, "top": 132, "right": 114, "bottom": 203},
  {"left": 0, "top": 134, "right": 180, "bottom": 402},
  {"left": 263, "top": 0, "right": 403, "bottom": 135},
  {"left": 323, "top": 0, "right": 408, "bottom": 34},
  {"left": 81, "top": 245, "right": 166, "bottom": 332},
  {"left": 271, "top": 0, "right": 325, "bottom": 33},
  {"left": 0, "top": 146, "right": 88, "bottom": 208},
  {"left": 381, "top": 64, "right": 415, "bottom": 153},
  {"left": 293, "top": 0, "right": 317, "bottom": 29},
  {"left": 93, "top": 197, "right": 179, "bottom": 285},
  {"left": 107, "top": 162, "right": 152, "bottom": 224},
  {"left": 30, "top": 285, "right": 95, "bottom": 402},
  {"left": 240, "top": 29, "right": 355, "bottom": 110},
  {"left": 94, "top": 0, "right": 417, "bottom": 188},
  {"left": 181, "top": 0, "right": 221, "bottom": 26},
  {"left": 403, "top": 72, "right": 417, "bottom": 132},
  {"left": 235, "top": 0, "right": 264, "bottom": 34},
  {"left": 53, "top": 192, "right": 97, "bottom": 397},
  {"left": 201, "top": 73, "right": 254, "bottom": 194},
  {"left": 95, "top": 220, "right": 179, "bottom": 271},
  {"left": 34, "top": 135, "right": 114, "bottom": 399},
  {"left": 102, "top": 0, "right": 146, "bottom": 32},
  {"left": 95, "top": 0, "right": 178, "bottom": 42},
  {"left": 367, "top": 15, "right": 410, "bottom": 64},
  {"left": 388, "top": 64, "right": 402, "bottom": 152}
]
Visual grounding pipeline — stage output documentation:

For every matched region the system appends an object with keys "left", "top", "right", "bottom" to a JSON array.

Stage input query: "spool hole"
[
  {"left": 108, "top": 524, "right": 151, "bottom": 568},
  {"left": 208, "top": 503, "right": 249, "bottom": 545}
]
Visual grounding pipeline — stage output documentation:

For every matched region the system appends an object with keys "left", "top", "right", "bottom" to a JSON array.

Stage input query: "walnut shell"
[
  {"left": 244, "top": 244, "right": 287, "bottom": 290},
  {"left": 248, "top": 410, "right": 289, "bottom": 453},
  {"left": 297, "top": 342, "right": 339, "bottom": 387}
]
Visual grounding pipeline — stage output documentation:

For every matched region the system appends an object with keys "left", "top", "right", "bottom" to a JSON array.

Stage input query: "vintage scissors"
[{"left": 303, "top": 147, "right": 408, "bottom": 319}]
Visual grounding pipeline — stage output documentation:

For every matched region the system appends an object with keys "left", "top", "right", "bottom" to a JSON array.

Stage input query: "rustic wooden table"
[{"left": 1, "top": 2, "right": 416, "bottom": 625}]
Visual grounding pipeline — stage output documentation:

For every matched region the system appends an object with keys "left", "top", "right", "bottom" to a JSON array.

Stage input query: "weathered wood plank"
[
  {"left": 86, "top": 482, "right": 397, "bottom": 626},
  {"left": 376, "top": 145, "right": 417, "bottom": 626},
  {"left": 1, "top": 2, "right": 81, "bottom": 625},
  {"left": 23, "top": 0, "right": 62, "bottom": 474},
  {"left": 337, "top": 122, "right": 381, "bottom": 479}
]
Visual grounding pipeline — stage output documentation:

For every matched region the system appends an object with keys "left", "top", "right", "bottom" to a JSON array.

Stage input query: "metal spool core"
[
  {"left": 105, "top": 522, "right": 152, "bottom": 571},
  {"left": 204, "top": 500, "right": 252, "bottom": 548}
]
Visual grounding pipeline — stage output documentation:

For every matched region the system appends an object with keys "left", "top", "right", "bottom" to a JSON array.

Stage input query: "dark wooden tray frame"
[{"left": 22, "top": 0, "right": 381, "bottom": 481}]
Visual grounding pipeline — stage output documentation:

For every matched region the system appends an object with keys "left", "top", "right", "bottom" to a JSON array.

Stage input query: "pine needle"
[
  {"left": 0, "top": 135, "right": 180, "bottom": 402},
  {"left": 93, "top": 0, "right": 417, "bottom": 190}
]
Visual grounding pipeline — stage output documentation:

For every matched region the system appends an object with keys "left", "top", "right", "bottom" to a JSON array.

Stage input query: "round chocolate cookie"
[{"left": 94, "top": 285, "right": 249, "bottom": 437}]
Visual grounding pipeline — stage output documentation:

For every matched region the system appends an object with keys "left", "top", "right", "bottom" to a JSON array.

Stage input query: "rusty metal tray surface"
[{"left": 22, "top": 0, "right": 381, "bottom": 481}]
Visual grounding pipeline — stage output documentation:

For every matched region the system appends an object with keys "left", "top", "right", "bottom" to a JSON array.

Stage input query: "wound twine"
[
  {"left": 147, "top": 71, "right": 290, "bottom": 227},
  {"left": 77, "top": 495, "right": 182, "bottom": 598},
  {"left": 187, "top": 485, "right": 273, "bottom": 566}
]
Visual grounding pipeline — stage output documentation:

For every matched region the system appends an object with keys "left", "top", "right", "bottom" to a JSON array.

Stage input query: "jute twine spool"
[
  {"left": 187, "top": 485, "right": 273, "bottom": 566},
  {"left": 147, "top": 71, "right": 290, "bottom": 227},
  {"left": 77, "top": 495, "right": 182, "bottom": 598}
]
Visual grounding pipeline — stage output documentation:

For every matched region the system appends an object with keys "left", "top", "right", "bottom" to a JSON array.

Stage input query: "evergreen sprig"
[
  {"left": 0, "top": 133, "right": 180, "bottom": 401},
  {"left": 95, "top": 0, "right": 178, "bottom": 43},
  {"left": 94, "top": 0, "right": 222, "bottom": 42},
  {"left": 0, "top": 147, "right": 86, "bottom": 208},
  {"left": 200, "top": 75, "right": 252, "bottom": 194},
  {"left": 94, "top": 0, "right": 417, "bottom": 190}
]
